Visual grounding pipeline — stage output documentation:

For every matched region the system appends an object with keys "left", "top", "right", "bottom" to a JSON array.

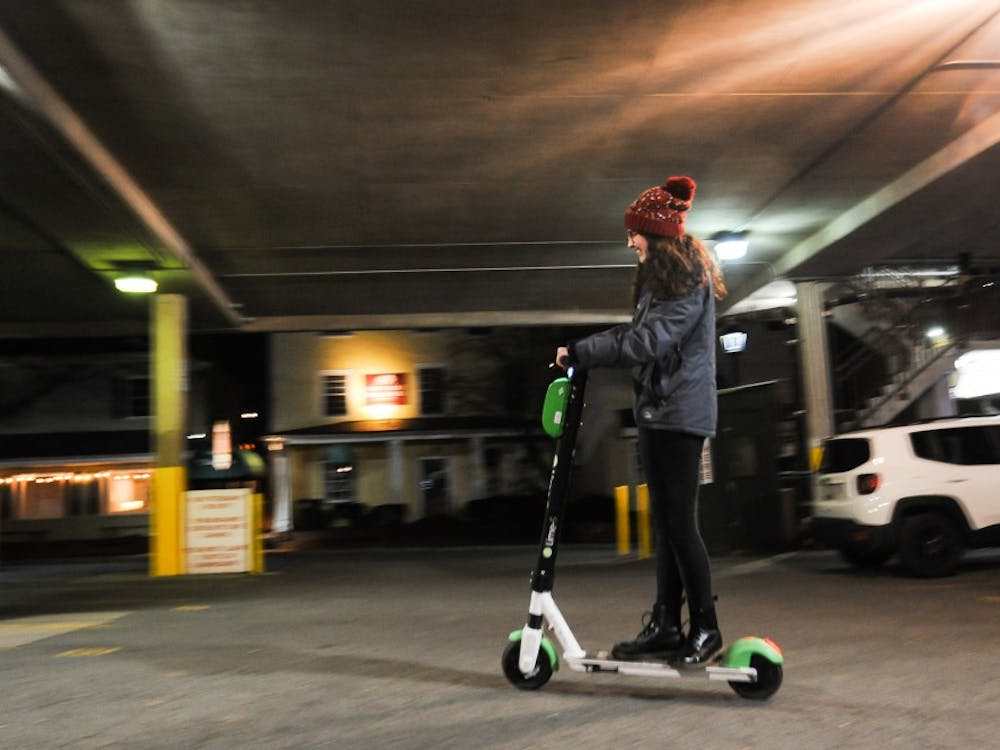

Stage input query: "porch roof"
[
  {"left": 0, "top": 430, "right": 150, "bottom": 468},
  {"left": 267, "top": 415, "right": 541, "bottom": 445}
]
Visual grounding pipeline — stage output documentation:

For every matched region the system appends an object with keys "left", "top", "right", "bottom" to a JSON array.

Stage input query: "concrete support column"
[
  {"left": 795, "top": 282, "right": 835, "bottom": 469},
  {"left": 150, "top": 294, "right": 188, "bottom": 576},
  {"left": 270, "top": 448, "right": 292, "bottom": 533},
  {"left": 469, "top": 436, "right": 485, "bottom": 500},
  {"left": 915, "top": 376, "right": 958, "bottom": 421},
  {"left": 388, "top": 439, "right": 404, "bottom": 503}
]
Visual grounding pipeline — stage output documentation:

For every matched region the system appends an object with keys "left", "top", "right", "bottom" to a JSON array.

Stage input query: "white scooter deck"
[{"left": 568, "top": 653, "right": 757, "bottom": 683}]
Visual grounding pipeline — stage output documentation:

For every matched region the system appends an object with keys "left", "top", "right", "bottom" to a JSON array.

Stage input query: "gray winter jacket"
[{"left": 568, "top": 282, "right": 717, "bottom": 437}]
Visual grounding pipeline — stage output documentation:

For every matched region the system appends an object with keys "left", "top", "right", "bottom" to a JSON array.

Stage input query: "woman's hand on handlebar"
[{"left": 555, "top": 346, "right": 570, "bottom": 369}]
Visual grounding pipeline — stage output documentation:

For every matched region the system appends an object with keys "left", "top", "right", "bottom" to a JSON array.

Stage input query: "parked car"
[{"left": 810, "top": 416, "right": 1000, "bottom": 576}]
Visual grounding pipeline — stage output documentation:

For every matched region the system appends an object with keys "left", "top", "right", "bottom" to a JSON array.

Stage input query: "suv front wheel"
[{"left": 898, "top": 512, "right": 963, "bottom": 578}]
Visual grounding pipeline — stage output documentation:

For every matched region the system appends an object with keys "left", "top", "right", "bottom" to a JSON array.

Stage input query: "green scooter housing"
[{"left": 541, "top": 376, "right": 571, "bottom": 438}]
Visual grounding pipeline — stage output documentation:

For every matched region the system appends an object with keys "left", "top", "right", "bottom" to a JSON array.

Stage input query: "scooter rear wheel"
[
  {"left": 729, "top": 654, "right": 783, "bottom": 700},
  {"left": 502, "top": 640, "right": 553, "bottom": 690}
]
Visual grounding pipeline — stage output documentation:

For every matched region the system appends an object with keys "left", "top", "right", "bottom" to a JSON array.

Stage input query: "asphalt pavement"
[{"left": 1, "top": 543, "right": 999, "bottom": 749}]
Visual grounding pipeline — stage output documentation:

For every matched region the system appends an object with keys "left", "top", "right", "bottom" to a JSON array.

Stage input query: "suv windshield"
[{"left": 820, "top": 438, "right": 870, "bottom": 473}]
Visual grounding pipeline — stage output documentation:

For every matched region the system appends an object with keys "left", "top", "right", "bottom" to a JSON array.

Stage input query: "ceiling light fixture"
[
  {"left": 714, "top": 231, "right": 750, "bottom": 261},
  {"left": 114, "top": 274, "right": 158, "bottom": 294}
]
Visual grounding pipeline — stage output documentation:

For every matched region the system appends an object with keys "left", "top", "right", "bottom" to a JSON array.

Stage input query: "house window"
[
  {"left": 114, "top": 375, "right": 151, "bottom": 418},
  {"left": 107, "top": 473, "right": 150, "bottom": 513},
  {"left": 418, "top": 366, "right": 446, "bottom": 415},
  {"left": 19, "top": 480, "right": 66, "bottom": 519},
  {"left": 321, "top": 372, "right": 348, "bottom": 417}
]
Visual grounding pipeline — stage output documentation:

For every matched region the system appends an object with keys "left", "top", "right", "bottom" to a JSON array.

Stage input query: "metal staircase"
[
  {"left": 829, "top": 267, "right": 961, "bottom": 431},
  {"left": 850, "top": 340, "right": 957, "bottom": 428}
]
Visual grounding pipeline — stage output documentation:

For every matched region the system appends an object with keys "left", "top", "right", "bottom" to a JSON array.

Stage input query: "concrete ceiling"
[{"left": 0, "top": 0, "right": 999, "bottom": 337}]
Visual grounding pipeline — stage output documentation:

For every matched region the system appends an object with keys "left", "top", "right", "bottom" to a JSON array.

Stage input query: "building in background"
[
  {"left": 10, "top": 314, "right": 989, "bottom": 552},
  {"left": 0, "top": 335, "right": 267, "bottom": 548},
  {"left": 264, "top": 329, "right": 570, "bottom": 532}
]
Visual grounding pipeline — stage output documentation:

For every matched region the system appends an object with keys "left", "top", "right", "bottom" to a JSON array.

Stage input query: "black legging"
[{"left": 637, "top": 427, "right": 714, "bottom": 619}]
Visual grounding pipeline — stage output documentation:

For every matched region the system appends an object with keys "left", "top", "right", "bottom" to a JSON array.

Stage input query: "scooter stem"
[{"left": 531, "top": 367, "right": 588, "bottom": 594}]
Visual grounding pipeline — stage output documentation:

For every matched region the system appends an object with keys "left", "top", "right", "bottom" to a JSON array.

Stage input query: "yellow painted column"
[{"left": 150, "top": 294, "right": 188, "bottom": 576}]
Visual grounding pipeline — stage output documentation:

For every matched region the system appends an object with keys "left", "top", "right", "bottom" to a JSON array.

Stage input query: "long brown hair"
[{"left": 632, "top": 233, "right": 727, "bottom": 306}]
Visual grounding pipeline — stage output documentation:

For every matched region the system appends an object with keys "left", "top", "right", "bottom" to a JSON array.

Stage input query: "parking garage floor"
[{"left": 1, "top": 544, "right": 999, "bottom": 749}]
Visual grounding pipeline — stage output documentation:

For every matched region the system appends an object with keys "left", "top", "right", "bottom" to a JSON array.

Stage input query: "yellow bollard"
[
  {"left": 810, "top": 444, "right": 825, "bottom": 472},
  {"left": 636, "top": 484, "right": 652, "bottom": 560},
  {"left": 614, "top": 485, "right": 631, "bottom": 556},
  {"left": 150, "top": 466, "right": 186, "bottom": 576},
  {"left": 252, "top": 492, "right": 265, "bottom": 574}
]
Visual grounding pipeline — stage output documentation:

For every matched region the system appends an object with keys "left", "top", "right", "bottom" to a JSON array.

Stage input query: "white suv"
[{"left": 810, "top": 416, "right": 1000, "bottom": 577}]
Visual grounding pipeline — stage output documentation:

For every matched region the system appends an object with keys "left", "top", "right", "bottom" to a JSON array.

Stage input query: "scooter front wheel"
[
  {"left": 729, "top": 654, "right": 783, "bottom": 700},
  {"left": 502, "top": 640, "right": 553, "bottom": 690}
]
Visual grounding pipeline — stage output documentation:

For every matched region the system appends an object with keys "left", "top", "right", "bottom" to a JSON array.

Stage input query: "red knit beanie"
[{"left": 623, "top": 176, "right": 697, "bottom": 238}]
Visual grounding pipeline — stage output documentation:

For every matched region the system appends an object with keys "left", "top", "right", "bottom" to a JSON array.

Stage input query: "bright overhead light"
[
  {"left": 926, "top": 325, "right": 946, "bottom": 341},
  {"left": 953, "top": 349, "right": 1000, "bottom": 399},
  {"left": 114, "top": 275, "right": 158, "bottom": 294},
  {"left": 719, "top": 330, "right": 748, "bottom": 353},
  {"left": 714, "top": 231, "right": 749, "bottom": 261}
]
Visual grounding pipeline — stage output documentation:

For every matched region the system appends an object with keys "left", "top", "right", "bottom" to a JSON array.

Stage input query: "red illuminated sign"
[{"left": 365, "top": 373, "right": 408, "bottom": 406}]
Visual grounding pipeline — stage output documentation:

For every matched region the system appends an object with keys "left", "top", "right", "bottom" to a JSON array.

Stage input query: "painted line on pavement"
[
  {"left": 56, "top": 647, "right": 121, "bottom": 657},
  {"left": 0, "top": 611, "right": 130, "bottom": 650}
]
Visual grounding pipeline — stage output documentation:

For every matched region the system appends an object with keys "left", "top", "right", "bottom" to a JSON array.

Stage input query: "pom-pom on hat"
[{"left": 624, "top": 175, "right": 697, "bottom": 238}]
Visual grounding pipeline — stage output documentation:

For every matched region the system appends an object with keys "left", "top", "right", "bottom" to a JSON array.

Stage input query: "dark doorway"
[{"left": 419, "top": 458, "right": 451, "bottom": 517}]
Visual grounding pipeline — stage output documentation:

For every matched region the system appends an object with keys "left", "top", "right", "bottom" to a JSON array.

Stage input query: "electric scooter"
[{"left": 502, "top": 366, "right": 784, "bottom": 700}]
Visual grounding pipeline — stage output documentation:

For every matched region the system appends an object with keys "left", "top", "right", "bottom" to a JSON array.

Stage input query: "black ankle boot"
[
  {"left": 611, "top": 604, "right": 685, "bottom": 661},
  {"left": 675, "top": 607, "right": 723, "bottom": 668}
]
